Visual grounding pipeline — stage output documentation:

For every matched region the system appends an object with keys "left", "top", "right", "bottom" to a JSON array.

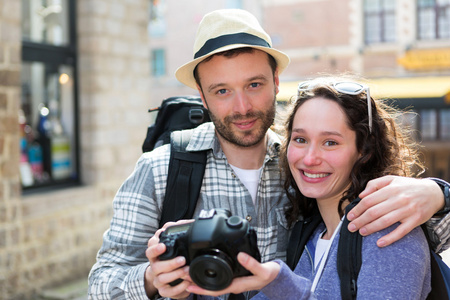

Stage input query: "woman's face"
[{"left": 287, "top": 97, "right": 360, "bottom": 203}]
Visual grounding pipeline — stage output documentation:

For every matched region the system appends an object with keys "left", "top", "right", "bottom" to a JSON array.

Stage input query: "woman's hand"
[{"left": 186, "top": 252, "right": 280, "bottom": 296}]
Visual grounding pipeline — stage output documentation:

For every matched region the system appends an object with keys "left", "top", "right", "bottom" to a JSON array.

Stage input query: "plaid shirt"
[
  {"left": 88, "top": 122, "right": 290, "bottom": 299},
  {"left": 88, "top": 122, "right": 450, "bottom": 300},
  {"left": 427, "top": 214, "right": 450, "bottom": 253}
]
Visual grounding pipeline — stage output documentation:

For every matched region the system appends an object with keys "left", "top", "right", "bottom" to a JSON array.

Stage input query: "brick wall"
[
  {"left": 0, "top": 0, "right": 152, "bottom": 299},
  {"left": 0, "top": 0, "right": 23, "bottom": 298},
  {"left": 78, "top": 0, "right": 151, "bottom": 185}
]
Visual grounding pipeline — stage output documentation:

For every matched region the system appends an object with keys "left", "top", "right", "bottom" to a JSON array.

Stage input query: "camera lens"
[
  {"left": 190, "top": 249, "right": 234, "bottom": 291},
  {"left": 205, "top": 269, "right": 217, "bottom": 278}
]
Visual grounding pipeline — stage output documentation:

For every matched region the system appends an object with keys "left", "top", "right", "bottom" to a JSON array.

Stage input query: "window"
[
  {"left": 20, "top": 0, "right": 79, "bottom": 190},
  {"left": 148, "top": 0, "right": 166, "bottom": 37},
  {"left": 420, "top": 109, "right": 438, "bottom": 140},
  {"left": 418, "top": 0, "right": 450, "bottom": 40},
  {"left": 22, "top": 0, "right": 70, "bottom": 46},
  {"left": 398, "top": 111, "right": 419, "bottom": 140},
  {"left": 364, "top": 0, "right": 396, "bottom": 44},
  {"left": 226, "top": 0, "right": 243, "bottom": 9},
  {"left": 440, "top": 109, "right": 450, "bottom": 140},
  {"left": 151, "top": 49, "right": 166, "bottom": 77}
]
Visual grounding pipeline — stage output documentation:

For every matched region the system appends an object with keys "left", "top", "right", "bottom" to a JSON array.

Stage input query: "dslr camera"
[{"left": 158, "top": 208, "right": 261, "bottom": 291}]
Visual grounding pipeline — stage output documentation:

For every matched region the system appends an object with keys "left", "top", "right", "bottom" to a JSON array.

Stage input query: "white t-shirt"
[
  {"left": 229, "top": 164, "right": 263, "bottom": 204},
  {"left": 315, "top": 236, "right": 330, "bottom": 270}
]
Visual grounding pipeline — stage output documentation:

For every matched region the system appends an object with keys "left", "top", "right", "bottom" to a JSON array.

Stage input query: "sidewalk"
[{"left": 38, "top": 278, "right": 88, "bottom": 300}]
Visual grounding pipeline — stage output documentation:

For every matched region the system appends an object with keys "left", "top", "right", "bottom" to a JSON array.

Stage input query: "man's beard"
[{"left": 208, "top": 97, "right": 276, "bottom": 148}]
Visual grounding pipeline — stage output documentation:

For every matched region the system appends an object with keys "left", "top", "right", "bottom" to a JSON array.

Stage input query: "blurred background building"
[
  {"left": 148, "top": 0, "right": 450, "bottom": 180},
  {"left": 0, "top": 0, "right": 449, "bottom": 298}
]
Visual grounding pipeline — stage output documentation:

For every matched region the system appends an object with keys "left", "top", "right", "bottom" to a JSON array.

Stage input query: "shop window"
[
  {"left": 418, "top": 0, "right": 450, "bottom": 40},
  {"left": 22, "top": 0, "right": 70, "bottom": 46},
  {"left": 440, "top": 109, "right": 450, "bottom": 140},
  {"left": 151, "top": 49, "right": 166, "bottom": 77},
  {"left": 364, "top": 0, "right": 396, "bottom": 44},
  {"left": 420, "top": 109, "right": 438, "bottom": 140},
  {"left": 398, "top": 111, "right": 419, "bottom": 141},
  {"left": 20, "top": 0, "right": 79, "bottom": 190}
]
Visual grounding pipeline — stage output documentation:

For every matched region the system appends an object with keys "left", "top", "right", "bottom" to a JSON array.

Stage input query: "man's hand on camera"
[
  {"left": 186, "top": 252, "right": 280, "bottom": 296},
  {"left": 144, "top": 221, "right": 193, "bottom": 299}
]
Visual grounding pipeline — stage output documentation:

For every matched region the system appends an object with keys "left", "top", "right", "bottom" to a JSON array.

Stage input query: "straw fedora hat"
[{"left": 175, "top": 9, "right": 290, "bottom": 89}]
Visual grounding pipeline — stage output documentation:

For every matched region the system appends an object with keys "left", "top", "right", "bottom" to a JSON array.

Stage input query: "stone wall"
[
  {"left": 0, "top": 0, "right": 23, "bottom": 298},
  {"left": 77, "top": 0, "right": 152, "bottom": 185},
  {"left": 0, "top": 0, "right": 152, "bottom": 299}
]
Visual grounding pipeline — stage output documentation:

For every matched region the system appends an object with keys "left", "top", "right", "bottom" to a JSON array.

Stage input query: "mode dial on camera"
[{"left": 226, "top": 216, "right": 243, "bottom": 228}]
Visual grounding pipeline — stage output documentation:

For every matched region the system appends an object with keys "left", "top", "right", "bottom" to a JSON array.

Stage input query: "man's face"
[{"left": 196, "top": 50, "right": 279, "bottom": 148}]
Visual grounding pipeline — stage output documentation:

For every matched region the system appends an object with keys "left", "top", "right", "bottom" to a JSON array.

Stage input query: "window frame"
[
  {"left": 417, "top": 0, "right": 450, "bottom": 40},
  {"left": 151, "top": 48, "right": 166, "bottom": 77},
  {"left": 21, "top": 0, "right": 80, "bottom": 192},
  {"left": 363, "top": 0, "right": 397, "bottom": 45}
]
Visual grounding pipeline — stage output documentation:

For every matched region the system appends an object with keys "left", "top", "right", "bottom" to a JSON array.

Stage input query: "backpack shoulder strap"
[
  {"left": 158, "top": 129, "right": 207, "bottom": 228},
  {"left": 337, "top": 198, "right": 363, "bottom": 300},
  {"left": 287, "top": 209, "right": 323, "bottom": 270},
  {"left": 427, "top": 249, "right": 450, "bottom": 299},
  {"left": 421, "top": 224, "right": 450, "bottom": 299},
  {"left": 338, "top": 198, "right": 450, "bottom": 300}
]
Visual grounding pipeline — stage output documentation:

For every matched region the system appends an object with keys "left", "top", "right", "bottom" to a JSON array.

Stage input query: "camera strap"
[{"left": 229, "top": 293, "right": 246, "bottom": 300}]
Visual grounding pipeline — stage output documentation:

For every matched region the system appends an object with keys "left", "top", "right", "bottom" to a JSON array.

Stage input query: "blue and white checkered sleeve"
[
  {"left": 427, "top": 213, "right": 450, "bottom": 253},
  {"left": 425, "top": 179, "right": 450, "bottom": 253},
  {"left": 88, "top": 152, "right": 167, "bottom": 299}
]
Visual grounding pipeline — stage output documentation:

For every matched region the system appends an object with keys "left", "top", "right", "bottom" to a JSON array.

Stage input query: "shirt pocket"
[
  {"left": 274, "top": 206, "right": 291, "bottom": 261},
  {"left": 275, "top": 206, "right": 290, "bottom": 230}
]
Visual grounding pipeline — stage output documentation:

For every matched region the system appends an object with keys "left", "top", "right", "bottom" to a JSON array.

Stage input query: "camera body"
[{"left": 159, "top": 208, "right": 261, "bottom": 291}]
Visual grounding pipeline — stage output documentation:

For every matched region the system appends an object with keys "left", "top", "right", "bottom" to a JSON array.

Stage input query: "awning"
[{"left": 278, "top": 76, "right": 450, "bottom": 102}]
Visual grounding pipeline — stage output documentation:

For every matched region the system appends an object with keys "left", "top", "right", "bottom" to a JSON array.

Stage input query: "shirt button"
[{"left": 246, "top": 215, "right": 252, "bottom": 222}]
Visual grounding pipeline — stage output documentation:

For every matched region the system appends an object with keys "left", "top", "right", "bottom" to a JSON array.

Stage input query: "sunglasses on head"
[{"left": 297, "top": 80, "right": 372, "bottom": 133}]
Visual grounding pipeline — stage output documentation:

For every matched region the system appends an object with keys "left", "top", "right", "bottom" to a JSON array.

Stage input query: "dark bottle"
[{"left": 37, "top": 105, "right": 52, "bottom": 179}]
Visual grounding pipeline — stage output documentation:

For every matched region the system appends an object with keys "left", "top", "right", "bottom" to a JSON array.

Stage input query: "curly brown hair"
[{"left": 279, "top": 77, "right": 424, "bottom": 227}]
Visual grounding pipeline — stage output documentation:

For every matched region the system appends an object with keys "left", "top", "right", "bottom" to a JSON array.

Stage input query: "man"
[{"left": 89, "top": 9, "right": 450, "bottom": 300}]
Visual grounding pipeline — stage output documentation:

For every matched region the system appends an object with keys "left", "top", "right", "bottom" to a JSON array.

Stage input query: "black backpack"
[
  {"left": 287, "top": 198, "right": 450, "bottom": 300},
  {"left": 142, "top": 96, "right": 210, "bottom": 228},
  {"left": 142, "top": 95, "right": 210, "bottom": 152}
]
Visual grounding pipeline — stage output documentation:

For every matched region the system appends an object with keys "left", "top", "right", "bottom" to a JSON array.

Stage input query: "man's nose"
[{"left": 233, "top": 92, "right": 252, "bottom": 115}]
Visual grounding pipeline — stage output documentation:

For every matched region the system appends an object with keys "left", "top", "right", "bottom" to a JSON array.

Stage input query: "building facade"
[
  {"left": 263, "top": 0, "right": 450, "bottom": 180},
  {"left": 1, "top": 0, "right": 449, "bottom": 299},
  {"left": 1, "top": 0, "right": 152, "bottom": 298},
  {"left": 148, "top": 0, "right": 450, "bottom": 180}
]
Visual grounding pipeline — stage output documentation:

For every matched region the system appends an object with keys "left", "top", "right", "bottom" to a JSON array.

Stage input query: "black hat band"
[{"left": 194, "top": 32, "right": 271, "bottom": 59}]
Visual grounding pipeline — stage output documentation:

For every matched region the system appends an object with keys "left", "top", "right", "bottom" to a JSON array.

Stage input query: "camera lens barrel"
[{"left": 189, "top": 249, "right": 234, "bottom": 291}]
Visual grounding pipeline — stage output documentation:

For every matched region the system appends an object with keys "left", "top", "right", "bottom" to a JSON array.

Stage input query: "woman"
[{"left": 187, "top": 77, "right": 431, "bottom": 299}]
